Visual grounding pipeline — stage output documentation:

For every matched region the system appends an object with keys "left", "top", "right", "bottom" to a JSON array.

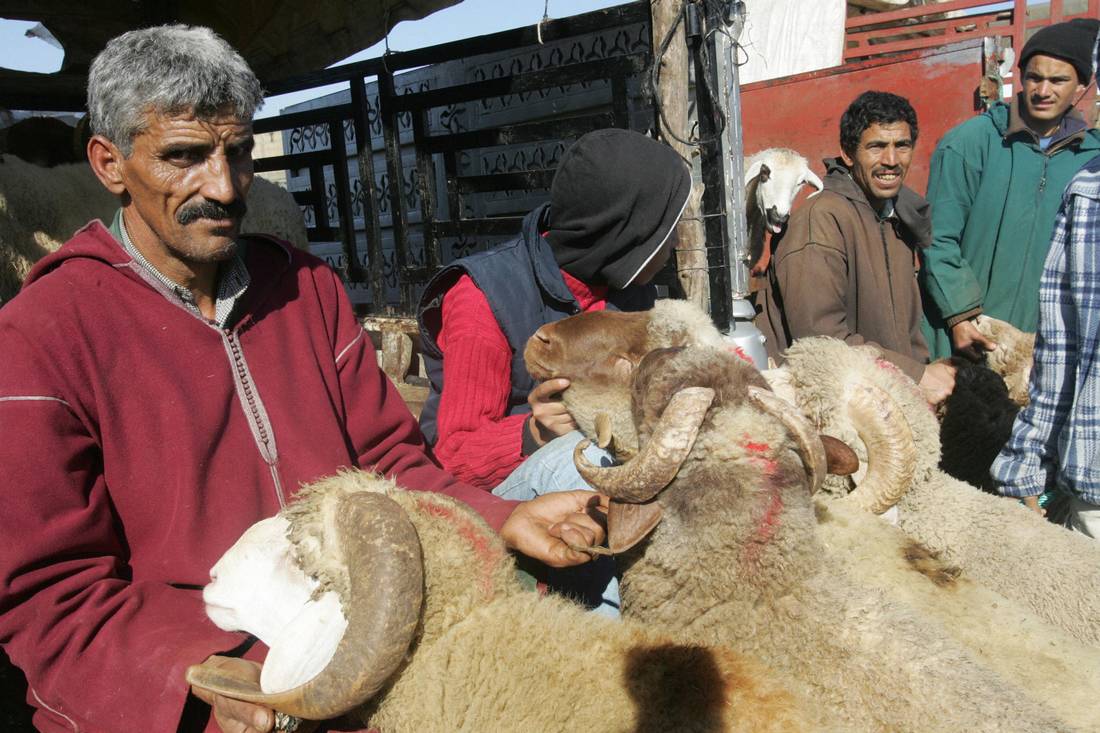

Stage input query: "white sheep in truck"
[
  {"left": 744, "top": 148, "right": 823, "bottom": 272},
  {"left": 0, "top": 155, "right": 308, "bottom": 305}
]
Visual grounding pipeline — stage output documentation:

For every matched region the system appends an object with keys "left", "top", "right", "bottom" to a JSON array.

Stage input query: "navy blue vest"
[{"left": 417, "top": 203, "right": 656, "bottom": 444}]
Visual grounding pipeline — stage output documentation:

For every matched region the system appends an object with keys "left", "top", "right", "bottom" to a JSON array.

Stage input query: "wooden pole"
[{"left": 650, "top": 0, "right": 711, "bottom": 313}]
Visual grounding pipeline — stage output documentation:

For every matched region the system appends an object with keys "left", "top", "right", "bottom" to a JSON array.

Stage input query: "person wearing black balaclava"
[{"left": 416, "top": 129, "right": 690, "bottom": 615}]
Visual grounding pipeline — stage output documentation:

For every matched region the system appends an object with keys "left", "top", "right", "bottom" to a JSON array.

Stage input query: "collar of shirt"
[
  {"left": 1005, "top": 94, "right": 1089, "bottom": 147},
  {"left": 560, "top": 268, "right": 609, "bottom": 310},
  {"left": 111, "top": 208, "right": 250, "bottom": 328}
]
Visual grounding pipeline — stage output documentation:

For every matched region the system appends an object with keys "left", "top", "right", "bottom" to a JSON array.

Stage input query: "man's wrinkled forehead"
[{"left": 130, "top": 107, "right": 253, "bottom": 145}]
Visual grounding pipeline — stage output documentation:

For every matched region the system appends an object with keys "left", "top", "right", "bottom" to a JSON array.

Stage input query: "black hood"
[{"left": 545, "top": 129, "right": 691, "bottom": 289}]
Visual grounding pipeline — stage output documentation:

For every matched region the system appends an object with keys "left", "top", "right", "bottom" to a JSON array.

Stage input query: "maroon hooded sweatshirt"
[{"left": 0, "top": 221, "right": 515, "bottom": 733}]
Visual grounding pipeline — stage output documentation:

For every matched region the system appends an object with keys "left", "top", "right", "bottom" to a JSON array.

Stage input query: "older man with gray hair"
[{"left": 0, "top": 25, "right": 607, "bottom": 733}]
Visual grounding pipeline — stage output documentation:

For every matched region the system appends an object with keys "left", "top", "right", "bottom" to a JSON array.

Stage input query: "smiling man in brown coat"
[{"left": 756, "top": 90, "right": 955, "bottom": 405}]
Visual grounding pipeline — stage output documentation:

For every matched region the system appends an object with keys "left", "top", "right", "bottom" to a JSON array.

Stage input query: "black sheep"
[{"left": 937, "top": 358, "right": 1019, "bottom": 494}]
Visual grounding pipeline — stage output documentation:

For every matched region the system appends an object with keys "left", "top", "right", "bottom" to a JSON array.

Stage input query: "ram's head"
[
  {"left": 524, "top": 299, "right": 729, "bottom": 457},
  {"left": 188, "top": 476, "right": 423, "bottom": 720},
  {"left": 567, "top": 346, "right": 855, "bottom": 553}
]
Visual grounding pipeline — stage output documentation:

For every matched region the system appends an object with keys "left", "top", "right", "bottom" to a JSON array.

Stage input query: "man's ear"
[
  {"left": 87, "top": 134, "right": 127, "bottom": 195},
  {"left": 839, "top": 148, "right": 855, "bottom": 169}
]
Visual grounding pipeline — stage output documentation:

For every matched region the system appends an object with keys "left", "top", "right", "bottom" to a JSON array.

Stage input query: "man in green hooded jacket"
[{"left": 921, "top": 18, "right": 1100, "bottom": 359}]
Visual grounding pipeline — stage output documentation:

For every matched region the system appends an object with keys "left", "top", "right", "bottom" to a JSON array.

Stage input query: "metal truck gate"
[{"left": 252, "top": 2, "right": 709, "bottom": 318}]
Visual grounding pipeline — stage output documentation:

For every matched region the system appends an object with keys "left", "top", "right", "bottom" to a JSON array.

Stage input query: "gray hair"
[{"left": 87, "top": 25, "right": 264, "bottom": 154}]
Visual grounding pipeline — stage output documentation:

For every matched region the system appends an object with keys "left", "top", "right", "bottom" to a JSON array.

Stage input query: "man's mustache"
[{"left": 177, "top": 199, "right": 248, "bottom": 226}]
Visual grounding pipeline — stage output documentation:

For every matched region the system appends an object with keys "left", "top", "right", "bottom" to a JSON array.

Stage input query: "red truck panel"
[{"left": 741, "top": 40, "right": 985, "bottom": 197}]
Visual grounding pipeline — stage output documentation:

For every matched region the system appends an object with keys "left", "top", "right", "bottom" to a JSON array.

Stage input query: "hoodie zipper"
[
  {"left": 1013, "top": 154, "right": 1050, "bottom": 303},
  {"left": 223, "top": 328, "right": 287, "bottom": 508},
  {"left": 878, "top": 217, "right": 899, "bottom": 338}
]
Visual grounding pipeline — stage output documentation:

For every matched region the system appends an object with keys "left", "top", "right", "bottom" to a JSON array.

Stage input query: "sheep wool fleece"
[{"left": 0, "top": 221, "right": 514, "bottom": 733}]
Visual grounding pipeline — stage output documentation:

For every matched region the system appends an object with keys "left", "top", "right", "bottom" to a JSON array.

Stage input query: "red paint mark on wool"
[
  {"left": 874, "top": 356, "right": 927, "bottom": 403},
  {"left": 874, "top": 357, "right": 902, "bottom": 375},
  {"left": 740, "top": 489, "right": 784, "bottom": 570},
  {"left": 746, "top": 452, "right": 778, "bottom": 473},
  {"left": 730, "top": 345, "right": 754, "bottom": 363},
  {"left": 415, "top": 496, "right": 502, "bottom": 598}
]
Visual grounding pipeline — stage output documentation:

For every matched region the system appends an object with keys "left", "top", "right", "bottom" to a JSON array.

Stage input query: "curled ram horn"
[
  {"left": 574, "top": 386, "right": 715, "bottom": 503},
  {"left": 844, "top": 383, "right": 918, "bottom": 515},
  {"left": 187, "top": 491, "right": 424, "bottom": 720},
  {"left": 747, "top": 386, "right": 827, "bottom": 494}
]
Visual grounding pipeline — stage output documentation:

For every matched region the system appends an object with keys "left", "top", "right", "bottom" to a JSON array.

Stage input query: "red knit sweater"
[{"left": 434, "top": 268, "right": 608, "bottom": 489}]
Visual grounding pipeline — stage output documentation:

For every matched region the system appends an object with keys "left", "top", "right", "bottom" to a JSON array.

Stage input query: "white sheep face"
[
  {"left": 203, "top": 515, "right": 349, "bottom": 694},
  {"left": 745, "top": 149, "right": 823, "bottom": 233}
]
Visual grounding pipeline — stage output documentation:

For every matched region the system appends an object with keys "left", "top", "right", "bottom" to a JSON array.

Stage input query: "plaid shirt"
[{"left": 992, "top": 154, "right": 1100, "bottom": 504}]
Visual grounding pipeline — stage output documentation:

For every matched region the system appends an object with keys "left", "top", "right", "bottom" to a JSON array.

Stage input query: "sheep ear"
[
  {"left": 820, "top": 435, "right": 859, "bottom": 476},
  {"left": 744, "top": 160, "right": 766, "bottom": 185},
  {"left": 260, "top": 591, "right": 348, "bottom": 694},
  {"left": 800, "top": 168, "right": 825, "bottom": 197},
  {"left": 595, "top": 413, "right": 613, "bottom": 449},
  {"left": 607, "top": 499, "right": 664, "bottom": 554}
]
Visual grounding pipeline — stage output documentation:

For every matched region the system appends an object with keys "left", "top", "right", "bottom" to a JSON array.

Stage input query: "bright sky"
[{"left": 0, "top": 1, "right": 624, "bottom": 116}]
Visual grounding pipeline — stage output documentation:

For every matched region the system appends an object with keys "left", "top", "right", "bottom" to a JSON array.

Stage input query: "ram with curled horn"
[
  {"left": 525, "top": 309, "right": 1079, "bottom": 732},
  {"left": 528, "top": 301, "right": 1086, "bottom": 726},
  {"left": 187, "top": 471, "right": 814, "bottom": 732},
  {"left": 767, "top": 336, "right": 1100, "bottom": 731},
  {"left": 774, "top": 336, "right": 1100, "bottom": 651}
]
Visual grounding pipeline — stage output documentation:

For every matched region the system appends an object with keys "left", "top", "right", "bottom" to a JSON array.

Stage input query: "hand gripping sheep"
[
  {"left": 566, "top": 345, "right": 1071, "bottom": 733},
  {"left": 187, "top": 472, "right": 812, "bottom": 732}
]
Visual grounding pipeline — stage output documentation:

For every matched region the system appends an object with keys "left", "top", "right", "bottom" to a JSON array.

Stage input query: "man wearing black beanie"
[
  {"left": 920, "top": 18, "right": 1100, "bottom": 361},
  {"left": 415, "top": 129, "right": 691, "bottom": 616}
]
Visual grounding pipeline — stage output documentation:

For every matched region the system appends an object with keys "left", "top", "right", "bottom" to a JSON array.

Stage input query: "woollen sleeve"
[
  {"left": 324, "top": 268, "right": 517, "bottom": 529},
  {"left": 773, "top": 210, "right": 926, "bottom": 382},
  {"left": 0, "top": 337, "right": 249, "bottom": 733},
  {"left": 430, "top": 275, "right": 529, "bottom": 490}
]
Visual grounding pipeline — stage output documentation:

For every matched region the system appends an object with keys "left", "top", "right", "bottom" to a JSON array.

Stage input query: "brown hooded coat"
[{"left": 756, "top": 158, "right": 932, "bottom": 381}]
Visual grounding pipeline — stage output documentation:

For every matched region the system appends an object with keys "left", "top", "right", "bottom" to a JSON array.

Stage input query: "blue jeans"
[{"left": 493, "top": 431, "right": 621, "bottom": 618}]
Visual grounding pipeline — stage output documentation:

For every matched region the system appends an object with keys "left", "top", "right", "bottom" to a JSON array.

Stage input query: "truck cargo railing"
[{"left": 845, "top": 0, "right": 1100, "bottom": 63}]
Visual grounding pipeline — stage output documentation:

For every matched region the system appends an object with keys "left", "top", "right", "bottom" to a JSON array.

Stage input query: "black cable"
[{"left": 649, "top": 0, "right": 727, "bottom": 148}]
